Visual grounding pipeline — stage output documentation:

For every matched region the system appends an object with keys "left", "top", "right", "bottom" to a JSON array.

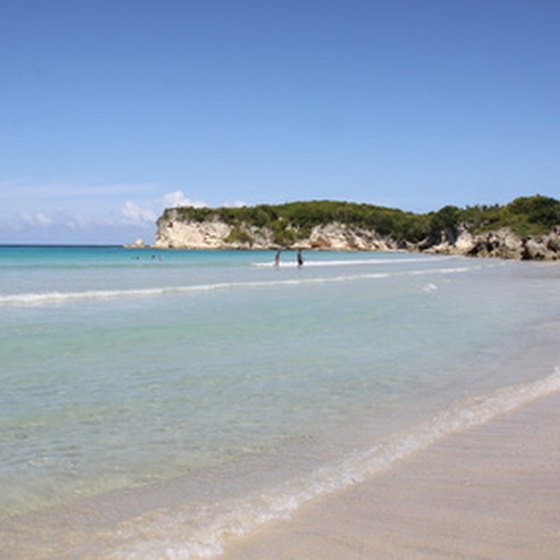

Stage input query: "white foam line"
[
  {"left": 110, "top": 367, "right": 560, "bottom": 560},
  {"left": 0, "top": 266, "right": 471, "bottom": 307},
  {"left": 252, "top": 256, "right": 453, "bottom": 268}
]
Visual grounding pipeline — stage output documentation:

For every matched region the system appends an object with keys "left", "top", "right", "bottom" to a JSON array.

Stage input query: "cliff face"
[
  {"left": 154, "top": 210, "right": 560, "bottom": 260},
  {"left": 422, "top": 226, "right": 560, "bottom": 260},
  {"left": 154, "top": 216, "right": 234, "bottom": 249}
]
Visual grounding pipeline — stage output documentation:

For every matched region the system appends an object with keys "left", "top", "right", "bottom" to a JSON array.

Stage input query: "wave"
[
  {"left": 252, "top": 256, "right": 452, "bottom": 268},
  {"left": 108, "top": 366, "right": 560, "bottom": 559},
  {"left": 0, "top": 266, "right": 470, "bottom": 307}
]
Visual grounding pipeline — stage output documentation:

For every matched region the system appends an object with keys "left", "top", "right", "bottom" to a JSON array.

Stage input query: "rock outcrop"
[
  {"left": 424, "top": 227, "right": 524, "bottom": 259},
  {"left": 306, "top": 223, "right": 399, "bottom": 251},
  {"left": 153, "top": 216, "right": 401, "bottom": 252},
  {"left": 124, "top": 238, "right": 147, "bottom": 249},
  {"left": 153, "top": 211, "right": 560, "bottom": 261},
  {"left": 154, "top": 215, "right": 233, "bottom": 249},
  {"left": 422, "top": 225, "right": 560, "bottom": 260}
]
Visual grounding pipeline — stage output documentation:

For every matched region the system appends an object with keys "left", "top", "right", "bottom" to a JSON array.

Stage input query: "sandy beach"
[{"left": 224, "top": 392, "right": 560, "bottom": 560}]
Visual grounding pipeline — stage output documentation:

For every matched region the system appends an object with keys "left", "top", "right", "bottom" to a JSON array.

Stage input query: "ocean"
[{"left": 1, "top": 246, "right": 559, "bottom": 559}]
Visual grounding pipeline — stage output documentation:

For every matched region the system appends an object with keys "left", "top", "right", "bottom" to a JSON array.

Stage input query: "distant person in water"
[
  {"left": 274, "top": 250, "right": 281, "bottom": 267},
  {"left": 297, "top": 249, "right": 304, "bottom": 268}
]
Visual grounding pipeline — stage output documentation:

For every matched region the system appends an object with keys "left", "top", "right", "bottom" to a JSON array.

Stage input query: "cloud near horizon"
[
  {"left": 0, "top": 182, "right": 258, "bottom": 244},
  {"left": 120, "top": 201, "right": 158, "bottom": 225},
  {"left": 0, "top": 187, "right": 212, "bottom": 244},
  {"left": 18, "top": 212, "right": 53, "bottom": 227},
  {"left": 120, "top": 190, "right": 209, "bottom": 225}
]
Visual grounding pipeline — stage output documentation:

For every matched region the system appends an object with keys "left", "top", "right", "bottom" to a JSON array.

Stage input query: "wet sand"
[{"left": 224, "top": 392, "right": 560, "bottom": 559}]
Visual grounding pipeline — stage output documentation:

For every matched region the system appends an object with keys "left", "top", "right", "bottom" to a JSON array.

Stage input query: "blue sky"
[{"left": 1, "top": 0, "right": 559, "bottom": 244}]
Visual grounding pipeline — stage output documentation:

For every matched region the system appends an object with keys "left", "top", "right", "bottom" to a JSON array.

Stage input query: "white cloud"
[
  {"left": 64, "top": 214, "right": 100, "bottom": 230},
  {"left": 19, "top": 212, "right": 53, "bottom": 227},
  {"left": 221, "top": 200, "right": 248, "bottom": 208},
  {"left": 119, "top": 190, "right": 207, "bottom": 227},
  {"left": 159, "top": 190, "right": 208, "bottom": 209},
  {"left": 8, "top": 211, "right": 119, "bottom": 232},
  {"left": 0, "top": 181, "right": 213, "bottom": 243},
  {"left": 121, "top": 201, "right": 158, "bottom": 224}
]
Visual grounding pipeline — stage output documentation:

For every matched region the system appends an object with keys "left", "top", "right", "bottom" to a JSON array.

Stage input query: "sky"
[{"left": 1, "top": 0, "right": 559, "bottom": 244}]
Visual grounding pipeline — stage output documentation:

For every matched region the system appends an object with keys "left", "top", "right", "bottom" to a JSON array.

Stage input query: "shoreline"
[
  {"left": 1, "top": 254, "right": 559, "bottom": 559},
  {"left": 130, "top": 244, "right": 560, "bottom": 265},
  {"left": 3, "top": 362, "right": 559, "bottom": 559},
  {"left": 223, "top": 391, "right": 560, "bottom": 559}
]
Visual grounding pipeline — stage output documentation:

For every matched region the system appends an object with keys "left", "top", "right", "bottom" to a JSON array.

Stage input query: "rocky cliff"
[
  {"left": 154, "top": 208, "right": 560, "bottom": 260},
  {"left": 421, "top": 225, "right": 560, "bottom": 260}
]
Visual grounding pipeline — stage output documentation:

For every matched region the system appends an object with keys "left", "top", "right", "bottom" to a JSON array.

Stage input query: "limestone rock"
[
  {"left": 154, "top": 218, "right": 232, "bottom": 249},
  {"left": 523, "top": 238, "right": 556, "bottom": 261},
  {"left": 454, "top": 230, "right": 476, "bottom": 253},
  {"left": 124, "top": 238, "right": 147, "bottom": 249},
  {"left": 152, "top": 209, "right": 559, "bottom": 260},
  {"left": 544, "top": 227, "right": 560, "bottom": 253},
  {"left": 307, "top": 223, "right": 397, "bottom": 251}
]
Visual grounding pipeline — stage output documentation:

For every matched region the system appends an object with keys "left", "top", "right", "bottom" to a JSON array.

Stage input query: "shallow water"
[{"left": 1, "top": 247, "right": 559, "bottom": 558}]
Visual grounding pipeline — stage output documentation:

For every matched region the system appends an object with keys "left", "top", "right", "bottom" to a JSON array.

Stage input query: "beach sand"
[{"left": 223, "top": 392, "right": 560, "bottom": 560}]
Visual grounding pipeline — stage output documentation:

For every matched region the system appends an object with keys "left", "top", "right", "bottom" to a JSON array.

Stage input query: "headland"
[{"left": 152, "top": 196, "right": 560, "bottom": 260}]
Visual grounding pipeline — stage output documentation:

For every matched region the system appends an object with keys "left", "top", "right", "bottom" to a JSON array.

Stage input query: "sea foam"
[
  {"left": 0, "top": 266, "right": 469, "bottom": 307},
  {"left": 252, "top": 256, "right": 451, "bottom": 268},
  {"left": 108, "top": 367, "right": 560, "bottom": 560}
]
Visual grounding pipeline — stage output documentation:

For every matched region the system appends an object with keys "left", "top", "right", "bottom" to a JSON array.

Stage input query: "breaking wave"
[
  {"left": 252, "top": 256, "right": 451, "bottom": 268},
  {"left": 0, "top": 267, "right": 470, "bottom": 307}
]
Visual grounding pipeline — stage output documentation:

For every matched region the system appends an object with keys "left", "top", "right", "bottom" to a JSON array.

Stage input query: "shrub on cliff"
[
  {"left": 508, "top": 195, "right": 560, "bottom": 232},
  {"left": 225, "top": 226, "right": 254, "bottom": 246},
  {"left": 428, "top": 205, "right": 461, "bottom": 236},
  {"left": 163, "top": 195, "right": 559, "bottom": 242},
  {"left": 460, "top": 195, "right": 560, "bottom": 236}
]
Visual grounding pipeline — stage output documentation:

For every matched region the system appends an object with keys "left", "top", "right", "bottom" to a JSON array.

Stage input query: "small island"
[{"left": 154, "top": 195, "right": 560, "bottom": 260}]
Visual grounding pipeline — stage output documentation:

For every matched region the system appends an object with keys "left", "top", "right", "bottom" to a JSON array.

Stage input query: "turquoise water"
[{"left": 1, "top": 246, "right": 559, "bottom": 558}]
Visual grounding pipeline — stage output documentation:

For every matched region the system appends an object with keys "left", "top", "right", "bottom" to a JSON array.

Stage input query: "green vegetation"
[
  {"left": 163, "top": 195, "right": 560, "bottom": 244},
  {"left": 166, "top": 200, "right": 431, "bottom": 244},
  {"left": 224, "top": 225, "right": 254, "bottom": 246},
  {"left": 458, "top": 195, "right": 560, "bottom": 236}
]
